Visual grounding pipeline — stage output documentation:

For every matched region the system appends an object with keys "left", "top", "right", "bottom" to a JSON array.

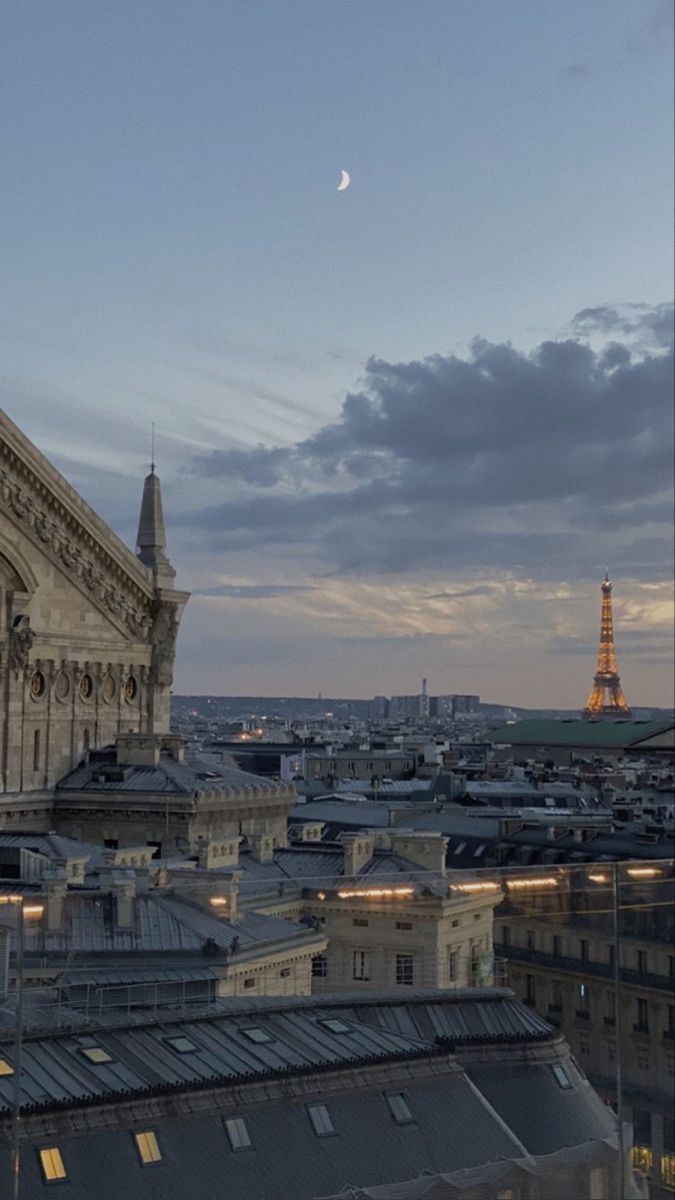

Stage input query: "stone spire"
[{"left": 136, "top": 465, "right": 175, "bottom": 585}]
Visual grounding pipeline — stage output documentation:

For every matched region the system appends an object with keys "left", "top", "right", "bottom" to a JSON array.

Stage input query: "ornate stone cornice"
[{"left": 0, "top": 413, "right": 154, "bottom": 641}]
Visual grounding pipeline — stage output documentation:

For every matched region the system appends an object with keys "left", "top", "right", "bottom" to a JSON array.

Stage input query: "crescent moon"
[{"left": 337, "top": 169, "right": 351, "bottom": 191}]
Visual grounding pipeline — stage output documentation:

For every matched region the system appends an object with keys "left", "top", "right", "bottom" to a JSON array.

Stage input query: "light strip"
[
  {"left": 505, "top": 876, "right": 559, "bottom": 890},
  {"left": 451, "top": 881, "right": 501, "bottom": 893},
  {"left": 627, "top": 867, "right": 661, "bottom": 878},
  {"left": 336, "top": 887, "right": 415, "bottom": 899},
  {"left": 588, "top": 874, "right": 609, "bottom": 883}
]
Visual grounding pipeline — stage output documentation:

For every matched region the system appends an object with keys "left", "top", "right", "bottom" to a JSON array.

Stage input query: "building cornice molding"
[{"left": 0, "top": 410, "right": 154, "bottom": 641}]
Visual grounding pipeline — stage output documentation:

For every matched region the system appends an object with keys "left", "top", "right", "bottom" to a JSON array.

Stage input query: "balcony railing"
[{"left": 493, "top": 943, "right": 673, "bottom": 994}]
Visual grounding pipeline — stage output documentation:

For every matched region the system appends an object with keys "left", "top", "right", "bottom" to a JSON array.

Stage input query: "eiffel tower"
[{"left": 583, "top": 573, "right": 631, "bottom": 717}]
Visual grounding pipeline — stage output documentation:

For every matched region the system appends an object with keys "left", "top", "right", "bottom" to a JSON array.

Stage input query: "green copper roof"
[{"left": 491, "top": 718, "right": 673, "bottom": 748}]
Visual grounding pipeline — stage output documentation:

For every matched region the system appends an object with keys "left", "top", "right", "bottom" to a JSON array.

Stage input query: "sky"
[{"left": 1, "top": 0, "right": 673, "bottom": 707}]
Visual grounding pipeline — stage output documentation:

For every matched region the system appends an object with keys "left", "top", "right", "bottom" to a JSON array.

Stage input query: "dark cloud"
[
  {"left": 185, "top": 306, "right": 674, "bottom": 580},
  {"left": 195, "top": 582, "right": 319, "bottom": 599},
  {"left": 571, "top": 302, "right": 674, "bottom": 348}
]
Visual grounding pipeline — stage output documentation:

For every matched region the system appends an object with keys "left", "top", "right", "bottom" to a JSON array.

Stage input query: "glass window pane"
[
  {"left": 224, "top": 1117, "right": 251, "bottom": 1150},
  {"left": 135, "top": 1131, "right": 162, "bottom": 1164},
  {"left": 39, "top": 1148, "right": 67, "bottom": 1182},
  {"left": 307, "top": 1104, "right": 334, "bottom": 1136},
  {"left": 385, "top": 1093, "right": 413, "bottom": 1124}
]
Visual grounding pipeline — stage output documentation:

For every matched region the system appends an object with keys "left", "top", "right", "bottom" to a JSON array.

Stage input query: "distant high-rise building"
[{"left": 583, "top": 573, "right": 631, "bottom": 717}]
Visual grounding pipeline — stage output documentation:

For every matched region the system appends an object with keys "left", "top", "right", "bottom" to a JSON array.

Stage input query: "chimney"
[
  {"left": 197, "top": 838, "right": 240, "bottom": 869},
  {"left": 292, "top": 823, "right": 325, "bottom": 843},
  {"left": 341, "top": 834, "right": 375, "bottom": 879},
  {"left": 249, "top": 834, "right": 274, "bottom": 864},
  {"left": 389, "top": 831, "right": 448, "bottom": 875},
  {"left": 208, "top": 872, "right": 241, "bottom": 925},
  {"left": 111, "top": 872, "right": 136, "bottom": 929},
  {"left": 115, "top": 733, "right": 161, "bottom": 767},
  {"left": 44, "top": 876, "right": 68, "bottom": 932}
]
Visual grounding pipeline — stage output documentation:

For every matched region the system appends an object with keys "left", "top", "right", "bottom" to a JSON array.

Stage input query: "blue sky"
[{"left": 1, "top": 0, "right": 673, "bottom": 705}]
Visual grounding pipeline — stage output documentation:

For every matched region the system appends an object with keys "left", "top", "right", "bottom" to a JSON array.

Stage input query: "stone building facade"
[{"left": 0, "top": 407, "right": 188, "bottom": 809}]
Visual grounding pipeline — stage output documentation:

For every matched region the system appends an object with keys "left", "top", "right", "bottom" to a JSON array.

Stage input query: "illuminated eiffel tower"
[{"left": 583, "top": 573, "right": 631, "bottom": 717}]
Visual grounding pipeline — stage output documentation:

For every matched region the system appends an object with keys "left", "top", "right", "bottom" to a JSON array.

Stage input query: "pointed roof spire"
[{"left": 136, "top": 432, "right": 175, "bottom": 582}]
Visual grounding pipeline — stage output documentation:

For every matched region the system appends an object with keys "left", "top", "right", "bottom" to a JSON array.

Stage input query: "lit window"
[
  {"left": 224, "top": 1116, "right": 252, "bottom": 1151},
  {"left": 241, "top": 1027, "right": 274, "bottom": 1043},
  {"left": 79, "top": 1045, "right": 113, "bottom": 1064},
  {"left": 307, "top": 1104, "right": 334, "bottom": 1137},
  {"left": 165, "top": 1036, "right": 197, "bottom": 1054},
  {"left": 320, "top": 1018, "right": 350, "bottom": 1033},
  {"left": 385, "top": 1092, "right": 413, "bottom": 1124},
  {"left": 0, "top": 1059, "right": 13, "bottom": 1076},
  {"left": 134, "top": 1131, "right": 162, "bottom": 1165},
  {"left": 551, "top": 1064, "right": 572, "bottom": 1089},
  {"left": 38, "top": 1148, "right": 66, "bottom": 1183}
]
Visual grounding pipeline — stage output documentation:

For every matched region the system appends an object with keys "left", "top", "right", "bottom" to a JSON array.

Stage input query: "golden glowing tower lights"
[{"left": 583, "top": 573, "right": 631, "bottom": 717}]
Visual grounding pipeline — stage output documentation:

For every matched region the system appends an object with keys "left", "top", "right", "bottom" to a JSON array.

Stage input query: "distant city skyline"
[{"left": 2, "top": 0, "right": 673, "bottom": 707}]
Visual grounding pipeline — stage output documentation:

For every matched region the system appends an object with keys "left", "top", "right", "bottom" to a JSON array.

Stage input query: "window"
[
  {"left": 243, "top": 978, "right": 256, "bottom": 990},
  {"left": 385, "top": 1092, "right": 413, "bottom": 1124},
  {"left": 79, "top": 1045, "right": 114, "bottom": 1064},
  {"left": 589, "top": 1166, "right": 609, "bottom": 1200},
  {"left": 500, "top": 925, "right": 510, "bottom": 945},
  {"left": 552, "top": 934, "right": 561, "bottom": 957},
  {"left": 353, "top": 951, "right": 369, "bottom": 981},
  {"left": 104, "top": 838, "right": 119, "bottom": 850},
  {"left": 635, "top": 998, "right": 649, "bottom": 1032},
  {"left": 396, "top": 954, "right": 414, "bottom": 986},
  {"left": 38, "top": 1148, "right": 67, "bottom": 1183},
  {"left": 319, "top": 1018, "right": 350, "bottom": 1033},
  {"left": 551, "top": 979, "right": 563, "bottom": 1009},
  {"left": 353, "top": 918, "right": 368, "bottom": 927},
  {"left": 241, "top": 1027, "right": 274, "bottom": 1044},
  {"left": 453, "top": 842, "right": 466, "bottom": 855},
  {"left": 307, "top": 1104, "right": 334, "bottom": 1137},
  {"left": 526, "top": 930, "right": 535, "bottom": 950},
  {"left": 473, "top": 844, "right": 486, "bottom": 858},
  {"left": 637, "top": 950, "right": 647, "bottom": 973},
  {"left": 33, "top": 729, "right": 40, "bottom": 771},
  {"left": 448, "top": 948, "right": 459, "bottom": 984},
  {"left": 165, "top": 1036, "right": 197, "bottom": 1054},
  {"left": 396, "top": 921, "right": 412, "bottom": 930},
  {"left": 224, "top": 1117, "right": 251, "bottom": 1151},
  {"left": 632, "top": 1109, "right": 653, "bottom": 1177},
  {"left": 667, "top": 1005, "right": 675, "bottom": 1035},
  {"left": 473, "top": 912, "right": 481, "bottom": 921},
  {"left": 579, "top": 939, "right": 589, "bottom": 963},
  {"left": 0, "top": 1059, "right": 13, "bottom": 1076},
  {"left": 606, "top": 991, "right": 616, "bottom": 1022},
  {"left": 524, "top": 975, "right": 536, "bottom": 1005},
  {"left": 312, "top": 955, "right": 328, "bottom": 979},
  {"left": 608, "top": 944, "right": 615, "bottom": 968},
  {"left": 134, "top": 1131, "right": 162, "bottom": 1165},
  {"left": 279, "top": 968, "right": 291, "bottom": 978},
  {"left": 451, "top": 917, "right": 460, "bottom": 928},
  {"left": 551, "top": 1063, "right": 572, "bottom": 1089}
]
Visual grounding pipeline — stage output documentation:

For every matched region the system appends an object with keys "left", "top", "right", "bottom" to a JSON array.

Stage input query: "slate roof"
[
  {"left": 492, "top": 718, "right": 673, "bottom": 749},
  {"left": 237, "top": 845, "right": 450, "bottom": 897},
  {"left": 56, "top": 753, "right": 290, "bottom": 796},
  {"left": 19, "top": 891, "right": 318, "bottom": 956},
  {"left": 0, "top": 990, "right": 618, "bottom": 1200}
]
